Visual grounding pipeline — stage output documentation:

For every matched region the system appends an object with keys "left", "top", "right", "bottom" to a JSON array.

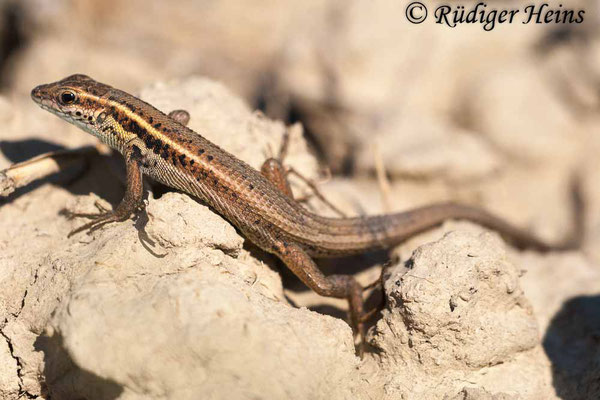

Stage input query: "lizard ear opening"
[{"left": 59, "top": 91, "right": 76, "bottom": 105}]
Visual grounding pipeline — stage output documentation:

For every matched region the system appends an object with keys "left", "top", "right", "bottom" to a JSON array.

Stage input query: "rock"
[
  {"left": 0, "top": 333, "right": 19, "bottom": 400},
  {"left": 447, "top": 387, "right": 520, "bottom": 400},
  {"left": 144, "top": 192, "right": 244, "bottom": 254},
  {"left": 49, "top": 251, "right": 359, "bottom": 400},
  {"left": 369, "top": 229, "right": 555, "bottom": 399}
]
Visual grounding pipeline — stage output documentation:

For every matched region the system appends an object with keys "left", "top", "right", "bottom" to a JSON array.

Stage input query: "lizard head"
[{"left": 31, "top": 74, "right": 113, "bottom": 135}]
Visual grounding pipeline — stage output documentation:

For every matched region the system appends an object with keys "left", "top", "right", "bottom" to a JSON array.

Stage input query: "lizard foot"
[
  {"left": 62, "top": 200, "right": 131, "bottom": 237},
  {"left": 358, "top": 263, "right": 393, "bottom": 323},
  {"left": 66, "top": 211, "right": 124, "bottom": 237},
  {"left": 61, "top": 200, "right": 111, "bottom": 220}
]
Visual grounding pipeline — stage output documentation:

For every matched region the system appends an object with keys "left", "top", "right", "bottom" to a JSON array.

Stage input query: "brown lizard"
[{"left": 31, "top": 74, "right": 582, "bottom": 355}]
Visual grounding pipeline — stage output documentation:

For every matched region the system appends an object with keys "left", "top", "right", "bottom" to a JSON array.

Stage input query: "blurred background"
[
  {"left": 1, "top": 0, "right": 598, "bottom": 236},
  {"left": 0, "top": 0, "right": 599, "bottom": 397}
]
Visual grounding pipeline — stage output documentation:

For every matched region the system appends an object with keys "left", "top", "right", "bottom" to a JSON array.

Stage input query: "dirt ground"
[{"left": 0, "top": 1, "right": 599, "bottom": 399}]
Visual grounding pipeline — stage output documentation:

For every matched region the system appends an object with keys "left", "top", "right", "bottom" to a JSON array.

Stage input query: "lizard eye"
[{"left": 59, "top": 91, "right": 76, "bottom": 105}]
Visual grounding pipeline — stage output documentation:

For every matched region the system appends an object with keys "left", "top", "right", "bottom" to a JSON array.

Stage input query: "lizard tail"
[
  {"left": 380, "top": 173, "right": 586, "bottom": 252},
  {"left": 303, "top": 174, "right": 585, "bottom": 256}
]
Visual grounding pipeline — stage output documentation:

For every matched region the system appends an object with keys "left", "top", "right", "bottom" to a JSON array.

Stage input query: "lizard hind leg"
[
  {"left": 261, "top": 157, "right": 295, "bottom": 197},
  {"left": 261, "top": 129, "right": 294, "bottom": 197},
  {"left": 260, "top": 131, "right": 346, "bottom": 217},
  {"left": 275, "top": 241, "right": 367, "bottom": 357}
]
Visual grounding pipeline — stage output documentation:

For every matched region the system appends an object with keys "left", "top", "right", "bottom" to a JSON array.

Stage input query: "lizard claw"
[
  {"left": 66, "top": 212, "right": 120, "bottom": 238},
  {"left": 360, "top": 305, "right": 381, "bottom": 323},
  {"left": 60, "top": 199, "right": 112, "bottom": 220},
  {"left": 359, "top": 272, "right": 387, "bottom": 323},
  {"left": 93, "top": 200, "right": 110, "bottom": 213}
]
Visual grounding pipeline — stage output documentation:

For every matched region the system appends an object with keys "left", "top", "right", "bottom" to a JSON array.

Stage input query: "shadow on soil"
[
  {"left": 543, "top": 295, "right": 600, "bottom": 399},
  {"left": 34, "top": 333, "right": 124, "bottom": 400}
]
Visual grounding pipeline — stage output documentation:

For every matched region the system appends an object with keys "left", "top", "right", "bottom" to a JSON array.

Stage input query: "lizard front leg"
[
  {"left": 65, "top": 108, "right": 187, "bottom": 237},
  {"left": 66, "top": 146, "right": 144, "bottom": 237}
]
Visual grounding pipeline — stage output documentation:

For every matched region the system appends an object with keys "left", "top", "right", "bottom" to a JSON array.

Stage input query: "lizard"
[{"left": 30, "top": 74, "right": 582, "bottom": 355}]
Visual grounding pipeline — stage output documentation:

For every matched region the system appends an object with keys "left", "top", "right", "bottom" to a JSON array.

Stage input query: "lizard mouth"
[
  {"left": 34, "top": 100, "right": 58, "bottom": 114},
  {"left": 30, "top": 89, "right": 58, "bottom": 112},
  {"left": 32, "top": 98, "right": 71, "bottom": 123},
  {"left": 30, "top": 85, "right": 55, "bottom": 110}
]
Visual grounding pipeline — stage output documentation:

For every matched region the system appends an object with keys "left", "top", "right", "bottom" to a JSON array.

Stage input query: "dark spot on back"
[
  {"left": 178, "top": 154, "right": 187, "bottom": 166},
  {"left": 207, "top": 155, "right": 213, "bottom": 162},
  {"left": 126, "top": 119, "right": 145, "bottom": 136},
  {"left": 144, "top": 135, "right": 156, "bottom": 151},
  {"left": 161, "top": 144, "right": 171, "bottom": 160}
]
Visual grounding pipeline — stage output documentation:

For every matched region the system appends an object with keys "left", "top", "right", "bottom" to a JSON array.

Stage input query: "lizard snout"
[{"left": 30, "top": 85, "right": 45, "bottom": 103}]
